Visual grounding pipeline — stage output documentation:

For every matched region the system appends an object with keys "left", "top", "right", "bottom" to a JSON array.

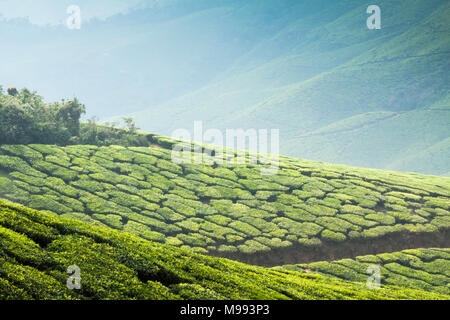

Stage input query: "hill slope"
[
  {"left": 2, "top": 0, "right": 448, "bottom": 175},
  {"left": 125, "top": 0, "right": 450, "bottom": 175},
  {"left": 281, "top": 248, "right": 450, "bottom": 296},
  {"left": 0, "top": 199, "right": 447, "bottom": 300},
  {"left": 0, "top": 141, "right": 449, "bottom": 265}
]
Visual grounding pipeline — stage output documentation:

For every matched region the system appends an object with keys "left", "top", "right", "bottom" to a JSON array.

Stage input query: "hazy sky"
[{"left": 0, "top": 0, "right": 148, "bottom": 25}]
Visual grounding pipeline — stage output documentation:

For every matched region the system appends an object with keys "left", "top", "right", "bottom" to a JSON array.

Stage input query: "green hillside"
[
  {"left": 1, "top": 0, "right": 448, "bottom": 302},
  {"left": 284, "top": 106, "right": 450, "bottom": 176},
  {"left": 281, "top": 248, "right": 450, "bottom": 295},
  {"left": 0, "top": 141, "right": 448, "bottom": 265},
  {"left": 0, "top": 199, "right": 447, "bottom": 300},
  {"left": 126, "top": 0, "right": 450, "bottom": 176}
]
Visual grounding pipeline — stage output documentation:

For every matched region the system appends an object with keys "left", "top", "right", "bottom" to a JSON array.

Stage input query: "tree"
[
  {"left": 0, "top": 85, "right": 148, "bottom": 147},
  {"left": 56, "top": 98, "right": 86, "bottom": 137},
  {"left": 7, "top": 87, "right": 18, "bottom": 96},
  {"left": 122, "top": 117, "right": 139, "bottom": 134},
  {"left": 0, "top": 103, "right": 34, "bottom": 144}
]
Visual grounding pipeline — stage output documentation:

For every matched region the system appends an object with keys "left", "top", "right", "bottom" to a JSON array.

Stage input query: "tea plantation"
[
  {"left": 0, "top": 200, "right": 447, "bottom": 300},
  {"left": 281, "top": 248, "right": 450, "bottom": 296},
  {"left": 0, "top": 141, "right": 449, "bottom": 261}
]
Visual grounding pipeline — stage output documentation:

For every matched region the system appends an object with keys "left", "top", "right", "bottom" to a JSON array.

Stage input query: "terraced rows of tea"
[
  {"left": 0, "top": 143, "right": 449, "bottom": 264},
  {"left": 281, "top": 248, "right": 450, "bottom": 295},
  {"left": 0, "top": 200, "right": 447, "bottom": 300}
]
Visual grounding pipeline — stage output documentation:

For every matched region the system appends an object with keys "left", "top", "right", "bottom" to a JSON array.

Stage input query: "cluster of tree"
[
  {"left": 0, "top": 86, "right": 148, "bottom": 147},
  {"left": 79, "top": 118, "right": 149, "bottom": 147}
]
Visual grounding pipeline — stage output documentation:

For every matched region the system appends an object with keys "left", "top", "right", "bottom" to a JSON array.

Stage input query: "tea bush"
[
  {"left": 283, "top": 248, "right": 450, "bottom": 295},
  {"left": 0, "top": 142, "right": 448, "bottom": 257}
]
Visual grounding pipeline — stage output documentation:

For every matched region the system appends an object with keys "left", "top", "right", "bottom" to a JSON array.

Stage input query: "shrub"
[
  {"left": 92, "top": 214, "right": 123, "bottom": 229},
  {"left": 0, "top": 177, "right": 18, "bottom": 195},
  {"left": 165, "top": 237, "right": 183, "bottom": 247},
  {"left": 340, "top": 205, "right": 373, "bottom": 216},
  {"left": 44, "top": 177, "right": 79, "bottom": 198},
  {"left": 321, "top": 230, "right": 346, "bottom": 242},
  {"left": 71, "top": 177, "right": 105, "bottom": 193},
  {"left": 199, "top": 221, "right": 237, "bottom": 240},
  {"left": 226, "top": 234, "right": 244, "bottom": 244},
  {"left": 305, "top": 261, "right": 364, "bottom": 282},
  {"left": 298, "top": 237, "right": 322, "bottom": 247},
  {"left": 272, "top": 218, "right": 323, "bottom": 237},
  {"left": 176, "top": 219, "right": 201, "bottom": 232},
  {"left": 238, "top": 179, "right": 288, "bottom": 192},
  {"left": 245, "top": 208, "right": 275, "bottom": 219},
  {"left": 424, "top": 197, "right": 450, "bottom": 210},
  {"left": 218, "top": 245, "right": 238, "bottom": 253},
  {"left": 339, "top": 214, "right": 378, "bottom": 228},
  {"left": 355, "top": 198, "right": 378, "bottom": 209},
  {"left": 0, "top": 155, "right": 46, "bottom": 178},
  {"left": 156, "top": 159, "right": 182, "bottom": 175},
  {"left": 123, "top": 221, "right": 165, "bottom": 242},
  {"left": 386, "top": 191, "right": 422, "bottom": 202},
  {"left": 366, "top": 213, "right": 396, "bottom": 225},
  {"left": 277, "top": 194, "right": 303, "bottom": 206},
  {"left": 205, "top": 215, "right": 232, "bottom": 226},
  {"left": 156, "top": 207, "right": 185, "bottom": 222},
  {"left": 302, "top": 204, "right": 337, "bottom": 216},
  {"left": 239, "top": 216, "right": 278, "bottom": 233},
  {"left": 355, "top": 255, "right": 382, "bottom": 264},
  {"left": 133, "top": 153, "right": 157, "bottom": 165},
  {"left": 9, "top": 171, "right": 46, "bottom": 187},
  {"left": 385, "top": 203, "right": 409, "bottom": 212},
  {"left": 29, "top": 195, "right": 72, "bottom": 214},
  {"left": 12, "top": 180, "right": 41, "bottom": 194},
  {"left": 316, "top": 217, "right": 359, "bottom": 233},
  {"left": 210, "top": 200, "right": 248, "bottom": 219},
  {"left": 169, "top": 186, "right": 198, "bottom": 200},
  {"left": 229, "top": 221, "right": 261, "bottom": 237},
  {"left": 430, "top": 216, "right": 450, "bottom": 229},
  {"left": 254, "top": 237, "right": 291, "bottom": 249},
  {"left": 61, "top": 212, "right": 106, "bottom": 227},
  {"left": 387, "top": 211, "right": 428, "bottom": 224},
  {"left": 146, "top": 173, "right": 175, "bottom": 191},
  {"left": 163, "top": 199, "right": 196, "bottom": 217},
  {"left": 292, "top": 189, "right": 325, "bottom": 200},
  {"left": 59, "top": 195, "right": 84, "bottom": 212},
  {"left": 384, "top": 263, "right": 448, "bottom": 286},
  {"left": 283, "top": 208, "right": 316, "bottom": 222},
  {"left": 176, "top": 233, "right": 212, "bottom": 247},
  {"left": 361, "top": 226, "right": 399, "bottom": 239},
  {"left": 138, "top": 189, "right": 164, "bottom": 203},
  {"left": 0, "top": 145, "right": 43, "bottom": 163},
  {"left": 420, "top": 259, "right": 450, "bottom": 277},
  {"left": 237, "top": 240, "right": 270, "bottom": 254},
  {"left": 255, "top": 191, "right": 281, "bottom": 201}
]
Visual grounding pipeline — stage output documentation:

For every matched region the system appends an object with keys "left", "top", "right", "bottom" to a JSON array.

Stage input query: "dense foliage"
[
  {"left": 0, "top": 200, "right": 447, "bottom": 300},
  {"left": 0, "top": 86, "right": 148, "bottom": 147},
  {"left": 281, "top": 248, "right": 450, "bottom": 296},
  {"left": 0, "top": 87, "right": 85, "bottom": 145},
  {"left": 0, "top": 140, "right": 448, "bottom": 257}
]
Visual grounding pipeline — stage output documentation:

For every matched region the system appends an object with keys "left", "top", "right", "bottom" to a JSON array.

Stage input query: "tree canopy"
[{"left": 0, "top": 86, "right": 147, "bottom": 147}]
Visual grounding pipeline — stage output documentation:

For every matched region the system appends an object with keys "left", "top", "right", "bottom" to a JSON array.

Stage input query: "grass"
[
  {"left": 0, "top": 141, "right": 448, "bottom": 258},
  {"left": 0, "top": 199, "right": 447, "bottom": 300}
]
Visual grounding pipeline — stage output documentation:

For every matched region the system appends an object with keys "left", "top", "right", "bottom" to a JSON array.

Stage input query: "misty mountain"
[{"left": 0, "top": 0, "right": 448, "bottom": 175}]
